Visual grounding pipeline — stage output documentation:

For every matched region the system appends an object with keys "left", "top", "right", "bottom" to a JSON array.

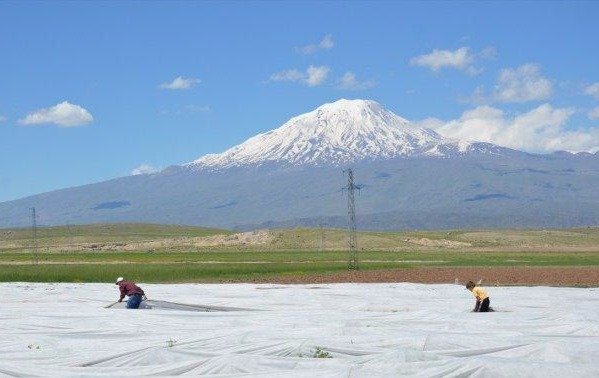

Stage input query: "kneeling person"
[
  {"left": 116, "top": 277, "right": 147, "bottom": 309},
  {"left": 466, "top": 281, "right": 490, "bottom": 312}
]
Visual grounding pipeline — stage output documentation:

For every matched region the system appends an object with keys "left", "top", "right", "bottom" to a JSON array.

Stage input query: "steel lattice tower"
[{"left": 343, "top": 169, "right": 359, "bottom": 270}]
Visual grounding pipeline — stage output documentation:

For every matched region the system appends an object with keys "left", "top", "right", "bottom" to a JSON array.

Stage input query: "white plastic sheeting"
[
  {"left": 106, "top": 299, "right": 251, "bottom": 312},
  {"left": 1, "top": 282, "right": 598, "bottom": 377}
]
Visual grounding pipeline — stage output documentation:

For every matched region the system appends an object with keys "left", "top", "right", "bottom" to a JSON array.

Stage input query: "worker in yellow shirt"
[{"left": 466, "top": 281, "right": 491, "bottom": 312}]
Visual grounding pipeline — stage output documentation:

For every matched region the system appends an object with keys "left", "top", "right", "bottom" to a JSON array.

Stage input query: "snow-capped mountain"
[
  {"left": 2, "top": 99, "right": 599, "bottom": 231},
  {"left": 187, "top": 99, "right": 499, "bottom": 170}
]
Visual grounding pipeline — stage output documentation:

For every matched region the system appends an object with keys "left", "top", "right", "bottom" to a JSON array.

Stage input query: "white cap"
[{"left": 116, "top": 277, "right": 124, "bottom": 284}]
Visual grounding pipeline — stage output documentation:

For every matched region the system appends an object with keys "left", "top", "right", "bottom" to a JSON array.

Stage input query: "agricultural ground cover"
[{"left": 1, "top": 282, "right": 598, "bottom": 377}]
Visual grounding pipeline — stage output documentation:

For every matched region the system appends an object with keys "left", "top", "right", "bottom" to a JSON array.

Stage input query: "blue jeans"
[{"left": 127, "top": 293, "right": 142, "bottom": 309}]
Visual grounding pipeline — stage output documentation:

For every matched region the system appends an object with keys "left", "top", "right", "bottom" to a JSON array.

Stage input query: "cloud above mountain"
[
  {"left": 159, "top": 76, "right": 201, "bottom": 90},
  {"left": 270, "top": 65, "right": 330, "bottom": 86},
  {"left": 19, "top": 101, "right": 93, "bottom": 127},
  {"left": 131, "top": 164, "right": 160, "bottom": 175},
  {"left": 410, "top": 46, "right": 495, "bottom": 75},
  {"left": 470, "top": 64, "right": 553, "bottom": 103},
  {"left": 298, "top": 35, "right": 334, "bottom": 54},
  {"left": 420, "top": 103, "right": 599, "bottom": 153},
  {"left": 336, "top": 72, "right": 376, "bottom": 91}
]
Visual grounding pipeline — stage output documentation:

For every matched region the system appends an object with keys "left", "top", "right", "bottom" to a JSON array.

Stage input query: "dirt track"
[{"left": 239, "top": 267, "right": 599, "bottom": 287}]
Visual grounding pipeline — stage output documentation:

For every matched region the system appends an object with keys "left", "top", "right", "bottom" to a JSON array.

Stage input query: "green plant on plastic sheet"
[{"left": 314, "top": 347, "right": 332, "bottom": 358}]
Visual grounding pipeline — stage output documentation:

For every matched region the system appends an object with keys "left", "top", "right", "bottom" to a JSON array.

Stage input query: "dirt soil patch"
[
  {"left": 234, "top": 267, "right": 599, "bottom": 287},
  {"left": 404, "top": 238, "right": 472, "bottom": 248},
  {"left": 72, "top": 230, "right": 274, "bottom": 251}
]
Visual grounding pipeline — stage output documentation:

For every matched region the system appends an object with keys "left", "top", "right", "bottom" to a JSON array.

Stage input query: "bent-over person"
[
  {"left": 116, "top": 277, "right": 147, "bottom": 309},
  {"left": 466, "top": 281, "right": 491, "bottom": 312}
]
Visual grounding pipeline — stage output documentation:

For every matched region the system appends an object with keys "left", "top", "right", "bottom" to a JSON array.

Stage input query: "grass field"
[{"left": 1, "top": 223, "right": 599, "bottom": 283}]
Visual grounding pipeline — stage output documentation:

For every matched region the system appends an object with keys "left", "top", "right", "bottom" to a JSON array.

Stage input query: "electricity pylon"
[{"left": 343, "top": 169, "right": 360, "bottom": 270}]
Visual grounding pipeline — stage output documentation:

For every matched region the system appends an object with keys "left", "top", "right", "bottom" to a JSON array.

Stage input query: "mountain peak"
[
  {"left": 186, "top": 99, "right": 483, "bottom": 170},
  {"left": 318, "top": 98, "right": 381, "bottom": 112},
  {"left": 311, "top": 99, "right": 406, "bottom": 128}
]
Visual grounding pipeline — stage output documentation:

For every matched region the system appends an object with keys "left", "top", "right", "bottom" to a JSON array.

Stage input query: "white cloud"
[
  {"left": 336, "top": 72, "right": 376, "bottom": 90},
  {"left": 319, "top": 34, "right": 334, "bottom": 50},
  {"left": 410, "top": 47, "right": 475, "bottom": 73},
  {"left": 19, "top": 101, "right": 93, "bottom": 127},
  {"left": 0, "top": 115, "right": 7, "bottom": 123},
  {"left": 584, "top": 82, "right": 599, "bottom": 99},
  {"left": 410, "top": 46, "right": 497, "bottom": 75},
  {"left": 269, "top": 65, "right": 330, "bottom": 87},
  {"left": 470, "top": 64, "right": 553, "bottom": 104},
  {"left": 159, "top": 76, "right": 200, "bottom": 90},
  {"left": 420, "top": 103, "right": 599, "bottom": 153},
  {"left": 131, "top": 164, "right": 160, "bottom": 175},
  {"left": 299, "top": 35, "right": 334, "bottom": 54},
  {"left": 589, "top": 106, "right": 599, "bottom": 120},
  {"left": 306, "top": 65, "right": 330, "bottom": 86},
  {"left": 479, "top": 46, "right": 498, "bottom": 60},
  {"left": 492, "top": 64, "right": 553, "bottom": 103},
  {"left": 270, "top": 69, "right": 305, "bottom": 83}
]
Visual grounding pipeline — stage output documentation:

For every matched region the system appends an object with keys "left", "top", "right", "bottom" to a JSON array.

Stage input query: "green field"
[{"left": 1, "top": 223, "right": 599, "bottom": 283}]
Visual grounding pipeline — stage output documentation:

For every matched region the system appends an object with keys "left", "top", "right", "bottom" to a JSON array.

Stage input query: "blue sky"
[{"left": 1, "top": 1, "right": 598, "bottom": 202}]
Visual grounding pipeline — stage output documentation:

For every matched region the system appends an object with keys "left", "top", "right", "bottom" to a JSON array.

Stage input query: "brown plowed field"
[{"left": 243, "top": 267, "right": 599, "bottom": 287}]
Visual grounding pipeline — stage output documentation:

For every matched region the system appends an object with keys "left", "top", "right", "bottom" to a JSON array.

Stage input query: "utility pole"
[
  {"left": 343, "top": 169, "right": 360, "bottom": 270},
  {"left": 65, "top": 222, "right": 74, "bottom": 253},
  {"left": 30, "top": 207, "right": 38, "bottom": 264},
  {"left": 319, "top": 222, "right": 326, "bottom": 251}
]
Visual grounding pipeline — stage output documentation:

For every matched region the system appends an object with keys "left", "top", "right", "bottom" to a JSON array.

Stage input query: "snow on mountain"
[{"left": 186, "top": 99, "right": 497, "bottom": 170}]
